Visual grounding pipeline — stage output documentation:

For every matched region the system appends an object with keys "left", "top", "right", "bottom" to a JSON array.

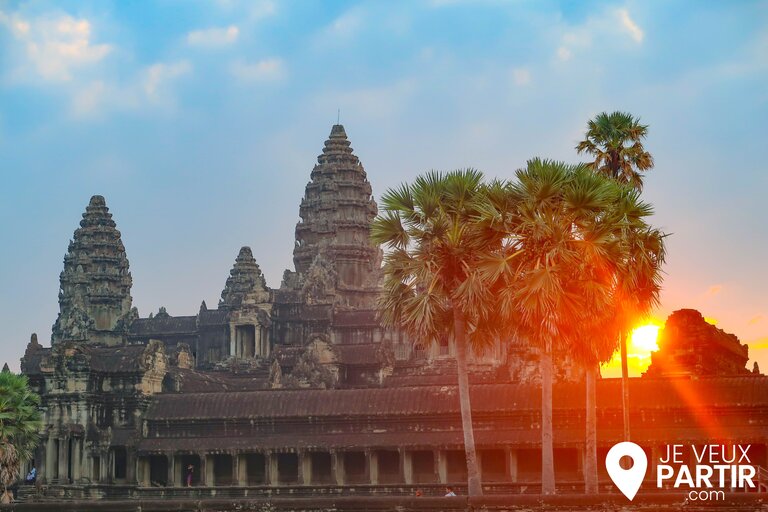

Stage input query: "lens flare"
[{"left": 630, "top": 324, "right": 661, "bottom": 352}]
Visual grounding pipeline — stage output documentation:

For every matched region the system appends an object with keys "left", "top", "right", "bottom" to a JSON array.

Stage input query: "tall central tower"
[
  {"left": 290, "top": 124, "right": 382, "bottom": 308},
  {"left": 52, "top": 195, "right": 134, "bottom": 345}
]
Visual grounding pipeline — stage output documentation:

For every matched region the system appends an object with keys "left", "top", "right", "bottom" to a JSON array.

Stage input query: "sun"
[{"left": 630, "top": 323, "right": 661, "bottom": 352}]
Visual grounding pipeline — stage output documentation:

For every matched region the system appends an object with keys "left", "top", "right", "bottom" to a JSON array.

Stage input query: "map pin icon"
[{"left": 605, "top": 442, "right": 648, "bottom": 501}]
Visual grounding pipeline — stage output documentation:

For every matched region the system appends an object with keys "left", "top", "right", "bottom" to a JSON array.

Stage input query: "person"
[
  {"left": 415, "top": 489, "right": 423, "bottom": 497},
  {"left": 25, "top": 465, "right": 37, "bottom": 484},
  {"left": 186, "top": 464, "right": 194, "bottom": 487},
  {"left": 444, "top": 486, "right": 456, "bottom": 497}
]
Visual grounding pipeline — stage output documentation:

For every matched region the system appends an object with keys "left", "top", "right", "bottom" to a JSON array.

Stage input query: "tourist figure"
[
  {"left": 415, "top": 489, "right": 423, "bottom": 497},
  {"left": 444, "top": 486, "right": 456, "bottom": 497},
  {"left": 186, "top": 464, "right": 194, "bottom": 487},
  {"left": 25, "top": 464, "right": 36, "bottom": 484}
]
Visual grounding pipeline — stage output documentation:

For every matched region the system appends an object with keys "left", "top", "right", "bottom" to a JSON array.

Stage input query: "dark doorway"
[
  {"left": 343, "top": 452, "right": 367, "bottom": 484},
  {"left": 554, "top": 448, "right": 579, "bottom": 480},
  {"left": 113, "top": 447, "right": 127, "bottom": 481},
  {"left": 412, "top": 451, "right": 435, "bottom": 483},
  {"left": 277, "top": 453, "right": 299, "bottom": 485},
  {"left": 245, "top": 454, "right": 265, "bottom": 485},
  {"left": 377, "top": 450, "right": 400, "bottom": 484},
  {"left": 481, "top": 449, "right": 507, "bottom": 482},
  {"left": 179, "top": 454, "right": 201, "bottom": 486},
  {"left": 148, "top": 455, "right": 168, "bottom": 486},
  {"left": 517, "top": 449, "right": 542, "bottom": 481},
  {"left": 309, "top": 452, "right": 333, "bottom": 484},
  {"left": 212, "top": 454, "right": 234, "bottom": 486},
  {"left": 446, "top": 450, "right": 467, "bottom": 483}
]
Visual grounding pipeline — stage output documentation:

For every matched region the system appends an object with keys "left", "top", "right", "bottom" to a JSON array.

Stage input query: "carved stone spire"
[
  {"left": 52, "top": 195, "right": 134, "bottom": 345},
  {"left": 220, "top": 246, "right": 270, "bottom": 309},
  {"left": 290, "top": 124, "right": 382, "bottom": 308}
]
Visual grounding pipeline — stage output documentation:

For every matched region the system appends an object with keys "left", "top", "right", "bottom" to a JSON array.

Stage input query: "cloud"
[
  {"left": 749, "top": 315, "right": 765, "bottom": 326},
  {"left": 142, "top": 61, "right": 192, "bottom": 102},
  {"left": 70, "top": 61, "right": 192, "bottom": 117},
  {"left": 0, "top": 10, "right": 112, "bottom": 82},
  {"left": 705, "top": 284, "right": 723, "bottom": 297},
  {"left": 230, "top": 58, "right": 286, "bottom": 83},
  {"left": 553, "top": 6, "right": 644, "bottom": 62},
  {"left": 617, "top": 8, "right": 644, "bottom": 43},
  {"left": 186, "top": 25, "right": 239, "bottom": 47},
  {"left": 511, "top": 67, "right": 531, "bottom": 86}
]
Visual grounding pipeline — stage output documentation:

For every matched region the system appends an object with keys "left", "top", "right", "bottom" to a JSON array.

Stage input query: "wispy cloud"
[
  {"left": 71, "top": 60, "right": 192, "bottom": 118},
  {"left": 553, "top": 6, "right": 645, "bottom": 62},
  {"left": 143, "top": 61, "right": 192, "bottom": 102},
  {"left": 187, "top": 25, "right": 239, "bottom": 47},
  {"left": 230, "top": 58, "right": 286, "bottom": 83},
  {"left": 325, "top": 8, "right": 364, "bottom": 40},
  {"left": 0, "top": 10, "right": 112, "bottom": 82},
  {"left": 618, "top": 8, "right": 644, "bottom": 43},
  {"left": 749, "top": 314, "right": 765, "bottom": 326}
]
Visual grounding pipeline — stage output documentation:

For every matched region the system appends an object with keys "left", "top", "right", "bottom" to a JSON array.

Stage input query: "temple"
[{"left": 18, "top": 125, "right": 768, "bottom": 499}]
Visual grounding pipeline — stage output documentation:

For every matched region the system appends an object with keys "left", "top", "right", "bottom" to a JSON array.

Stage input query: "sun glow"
[
  {"left": 630, "top": 324, "right": 661, "bottom": 352},
  {"left": 601, "top": 319, "right": 663, "bottom": 377}
]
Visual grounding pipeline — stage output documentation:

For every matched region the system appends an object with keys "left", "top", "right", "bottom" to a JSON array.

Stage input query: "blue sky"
[{"left": 1, "top": 0, "right": 766, "bottom": 373}]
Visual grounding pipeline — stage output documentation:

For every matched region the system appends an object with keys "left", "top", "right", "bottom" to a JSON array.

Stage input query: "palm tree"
[
  {"left": 484, "top": 159, "right": 624, "bottom": 494},
  {"left": 371, "top": 169, "right": 506, "bottom": 497},
  {"left": 570, "top": 187, "right": 666, "bottom": 494},
  {"left": 576, "top": 111, "right": 653, "bottom": 191},
  {"left": 0, "top": 370, "right": 42, "bottom": 503},
  {"left": 576, "top": 111, "right": 657, "bottom": 446}
]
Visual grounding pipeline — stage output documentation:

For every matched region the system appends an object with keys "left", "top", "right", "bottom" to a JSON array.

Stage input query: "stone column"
[
  {"left": 72, "top": 439, "right": 82, "bottom": 482},
  {"left": 101, "top": 450, "right": 110, "bottom": 484},
  {"left": 229, "top": 325, "right": 237, "bottom": 358},
  {"left": 298, "top": 451, "right": 311, "bottom": 485},
  {"left": 506, "top": 448, "right": 518, "bottom": 483},
  {"left": 203, "top": 455, "right": 214, "bottom": 486},
  {"left": 367, "top": 450, "right": 379, "bottom": 485},
  {"left": 45, "top": 436, "right": 56, "bottom": 483},
  {"left": 125, "top": 449, "right": 136, "bottom": 484},
  {"left": 331, "top": 451, "right": 345, "bottom": 485},
  {"left": 57, "top": 437, "right": 69, "bottom": 483},
  {"left": 401, "top": 449, "right": 413, "bottom": 485},
  {"left": 267, "top": 452, "right": 278, "bottom": 486},
  {"left": 165, "top": 453, "right": 175, "bottom": 486},
  {"left": 436, "top": 450, "right": 448, "bottom": 483},
  {"left": 236, "top": 454, "right": 247, "bottom": 486},
  {"left": 137, "top": 457, "right": 149, "bottom": 487}
]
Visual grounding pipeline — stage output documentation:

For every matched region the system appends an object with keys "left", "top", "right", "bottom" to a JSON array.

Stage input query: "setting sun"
[
  {"left": 631, "top": 324, "right": 661, "bottom": 352},
  {"left": 601, "top": 319, "right": 664, "bottom": 377}
]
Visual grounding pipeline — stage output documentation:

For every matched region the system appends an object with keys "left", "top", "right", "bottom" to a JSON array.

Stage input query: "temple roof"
[
  {"left": 144, "top": 376, "right": 768, "bottom": 421},
  {"left": 130, "top": 316, "right": 198, "bottom": 336}
]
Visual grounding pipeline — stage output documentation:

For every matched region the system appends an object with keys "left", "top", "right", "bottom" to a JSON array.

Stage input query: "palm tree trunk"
[
  {"left": 584, "top": 363, "right": 598, "bottom": 494},
  {"left": 620, "top": 333, "right": 630, "bottom": 443},
  {"left": 453, "top": 307, "right": 482, "bottom": 496},
  {"left": 540, "top": 347, "right": 555, "bottom": 494}
]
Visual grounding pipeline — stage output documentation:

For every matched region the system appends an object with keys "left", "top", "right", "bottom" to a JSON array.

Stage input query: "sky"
[{"left": 0, "top": 0, "right": 766, "bottom": 375}]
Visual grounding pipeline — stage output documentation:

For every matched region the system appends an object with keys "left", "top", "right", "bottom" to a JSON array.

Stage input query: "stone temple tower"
[
  {"left": 289, "top": 124, "right": 382, "bottom": 308},
  {"left": 52, "top": 195, "right": 134, "bottom": 346}
]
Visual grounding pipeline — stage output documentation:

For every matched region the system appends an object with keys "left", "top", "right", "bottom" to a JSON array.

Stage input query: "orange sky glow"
[{"left": 601, "top": 317, "right": 723, "bottom": 378}]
